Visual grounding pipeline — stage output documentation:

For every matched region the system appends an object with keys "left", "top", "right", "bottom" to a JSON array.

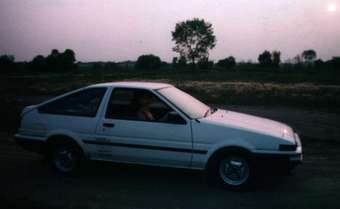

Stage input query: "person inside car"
[{"left": 134, "top": 92, "right": 155, "bottom": 121}]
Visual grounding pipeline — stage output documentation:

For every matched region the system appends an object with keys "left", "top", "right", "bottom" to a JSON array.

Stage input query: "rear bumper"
[{"left": 14, "top": 134, "right": 46, "bottom": 154}]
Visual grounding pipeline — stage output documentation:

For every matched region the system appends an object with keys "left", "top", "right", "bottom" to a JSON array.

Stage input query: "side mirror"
[{"left": 166, "top": 111, "right": 186, "bottom": 124}]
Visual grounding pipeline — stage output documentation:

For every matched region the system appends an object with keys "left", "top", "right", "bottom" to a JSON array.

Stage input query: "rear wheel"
[{"left": 51, "top": 143, "right": 83, "bottom": 175}]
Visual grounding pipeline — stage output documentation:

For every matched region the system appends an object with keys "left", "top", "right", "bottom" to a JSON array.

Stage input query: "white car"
[{"left": 15, "top": 81, "right": 302, "bottom": 189}]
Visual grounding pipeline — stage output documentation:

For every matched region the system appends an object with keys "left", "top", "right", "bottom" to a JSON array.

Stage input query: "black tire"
[
  {"left": 50, "top": 143, "right": 83, "bottom": 175},
  {"left": 210, "top": 154, "right": 253, "bottom": 190}
]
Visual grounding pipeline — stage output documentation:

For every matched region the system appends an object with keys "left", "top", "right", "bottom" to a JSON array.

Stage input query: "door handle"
[
  {"left": 95, "top": 137, "right": 109, "bottom": 142},
  {"left": 103, "top": 123, "right": 115, "bottom": 128}
]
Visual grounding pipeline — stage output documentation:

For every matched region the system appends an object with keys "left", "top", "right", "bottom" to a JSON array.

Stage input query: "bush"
[
  {"left": 217, "top": 56, "right": 236, "bottom": 69},
  {"left": 135, "top": 54, "right": 161, "bottom": 70},
  {"left": 29, "top": 55, "right": 47, "bottom": 71},
  {"left": 197, "top": 58, "right": 214, "bottom": 69},
  {"left": 104, "top": 62, "right": 119, "bottom": 70},
  {"left": 172, "top": 56, "right": 187, "bottom": 69}
]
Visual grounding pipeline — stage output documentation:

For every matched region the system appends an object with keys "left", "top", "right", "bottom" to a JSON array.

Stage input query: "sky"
[{"left": 0, "top": 0, "right": 339, "bottom": 62}]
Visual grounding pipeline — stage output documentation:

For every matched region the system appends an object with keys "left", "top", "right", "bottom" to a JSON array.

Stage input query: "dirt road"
[{"left": 1, "top": 133, "right": 340, "bottom": 209}]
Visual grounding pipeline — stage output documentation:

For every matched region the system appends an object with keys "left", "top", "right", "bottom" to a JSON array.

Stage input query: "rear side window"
[{"left": 38, "top": 87, "right": 107, "bottom": 117}]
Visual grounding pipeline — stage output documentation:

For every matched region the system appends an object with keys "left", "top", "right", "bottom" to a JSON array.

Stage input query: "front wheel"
[{"left": 214, "top": 155, "right": 253, "bottom": 190}]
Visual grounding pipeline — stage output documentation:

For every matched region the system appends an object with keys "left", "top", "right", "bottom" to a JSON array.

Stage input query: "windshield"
[{"left": 157, "top": 86, "right": 210, "bottom": 119}]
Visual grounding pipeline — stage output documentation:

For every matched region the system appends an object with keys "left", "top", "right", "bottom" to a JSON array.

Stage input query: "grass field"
[
  {"left": 2, "top": 68, "right": 340, "bottom": 106},
  {"left": 1, "top": 67, "right": 340, "bottom": 132}
]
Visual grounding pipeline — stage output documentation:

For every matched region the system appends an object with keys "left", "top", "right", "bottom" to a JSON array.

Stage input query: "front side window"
[
  {"left": 38, "top": 87, "right": 107, "bottom": 117},
  {"left": 106, "top": 88, "right": 185, "bottom": 123}
]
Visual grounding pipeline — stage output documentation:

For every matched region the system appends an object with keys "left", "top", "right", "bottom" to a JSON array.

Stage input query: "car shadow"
[{"left": 43, "top": 159, "right": 294, "bottom": 192}]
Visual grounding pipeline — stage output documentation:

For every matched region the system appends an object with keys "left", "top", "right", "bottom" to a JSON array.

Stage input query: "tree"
[
  {"left": 217, "top": 56, "right": 236, "bottom": 69},
  {"left": 46, "top": 49, "right": 61, "bottom": 72},
  {"left": 29, "top": 55, "right": 47, "bottom": 71},
  {"left": 172, "top": 18, "right": 216, "bottom": 68},
  {"left": 45, "top": 49, "right": 76, "bottom": 72},
  {"left": 60, "top": 49, "right": 76, "bottom": 71},
  {"left": 0, "top": 54, "right": 15, "bottom": 69},
  {"left": 135, "top": 54, "right": 161, "bottom": 70},
  {"left": 62, "top": 49, "right": 75, "bottom": 64},
  {"left": 272, "top": 51, "right": 281, "bottom": 67},
  {"left": 0, "top": 54, "right": 15, "bottom": 71},
  {"left": 257, "top": 50, "right": 281, "bottom": 67},
  {"left": 331, "top": 57, "right": 340, "bottom": 69},
  {"left": 258, "top": 50, "right": 272, "bottom": 67},
  {"left": 0, "top": 54, "right": 14, "bottom": 63},
  {"left": 302, "top": 49, "right": 317, "bottom": 62}
]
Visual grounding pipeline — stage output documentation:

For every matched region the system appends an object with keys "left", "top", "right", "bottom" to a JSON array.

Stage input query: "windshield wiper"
[
  {"left": 203, "top": 107, "right": 217, "bottom": 118},
  {"left": 203, "top": 108, "right": 210, "bottom": 117}
]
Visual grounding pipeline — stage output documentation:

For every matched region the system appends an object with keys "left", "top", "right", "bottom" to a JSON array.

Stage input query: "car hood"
[{"left": 202, "top": 109, "right": 295, "bottom": 142}]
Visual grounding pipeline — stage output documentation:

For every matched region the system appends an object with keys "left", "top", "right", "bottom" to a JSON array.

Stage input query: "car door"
[{"left": 93, "top": 87, "right": 193, "bottom": 168}]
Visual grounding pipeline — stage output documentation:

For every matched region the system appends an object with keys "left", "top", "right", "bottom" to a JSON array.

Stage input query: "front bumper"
[
  {"left": 251, "top": 152, "right": 302, "bottom": 175},
  {"left": 253, "top": 133, "right": 303, "bottom": 172}
]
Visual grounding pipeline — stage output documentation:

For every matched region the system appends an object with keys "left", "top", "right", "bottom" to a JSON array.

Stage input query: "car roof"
[{"left": 89, "top": 81, "right": 173, "bottom": 90}]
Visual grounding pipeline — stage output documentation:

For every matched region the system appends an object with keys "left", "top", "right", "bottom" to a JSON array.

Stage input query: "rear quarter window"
[{"left": 38, "top": 87, "right": 107, "bottom": 117}]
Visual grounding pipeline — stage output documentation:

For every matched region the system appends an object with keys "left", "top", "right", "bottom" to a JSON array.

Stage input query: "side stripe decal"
[{"left": 83, "top": 140, "right": 207, "bottom": 154}]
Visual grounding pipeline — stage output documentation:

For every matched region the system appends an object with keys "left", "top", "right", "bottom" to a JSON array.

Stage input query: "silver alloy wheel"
[
  {"left": 54, "top": 147, "right": 76, "bottom": 173},
  {"left": 218, "top": 156, "right": 250, "bottom": 186}
]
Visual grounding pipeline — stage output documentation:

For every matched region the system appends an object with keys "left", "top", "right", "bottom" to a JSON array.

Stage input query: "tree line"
[
  {"left": 1, "top": 49, "right": 339, "bottom": 73},
  {"left": 1, "top": 18, "right": 339, "bottom": 73},
  {"left": 0, "top": 49, "right": 76, "bottom": 73}
]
